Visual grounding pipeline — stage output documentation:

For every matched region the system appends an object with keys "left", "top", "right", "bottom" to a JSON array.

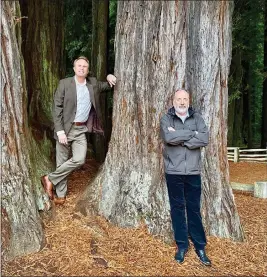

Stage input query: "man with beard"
[
  {"left": 41, "top": 56, "right": 116, "bottom": 205},
  {"left": 160, "top": 89, "right": 211, "bottom": 266}
]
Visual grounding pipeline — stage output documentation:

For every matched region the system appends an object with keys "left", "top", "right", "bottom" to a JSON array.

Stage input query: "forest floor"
[{"left": 2, "top": 160, "right": 267, "bottom": 276}]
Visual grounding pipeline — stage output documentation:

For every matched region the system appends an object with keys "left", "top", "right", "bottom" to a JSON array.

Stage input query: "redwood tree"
[
  {"left": 78, "top": 1, "right": 244, "bottom": 242},
  {"left": 1, "top": 1, "right": 46, "bottom": 260},
  {"left": 90, "top": 0, "right": 110, "bottom": 162},
  {"left": 21, "top": 0, "right": 64, "bottom": 131}
]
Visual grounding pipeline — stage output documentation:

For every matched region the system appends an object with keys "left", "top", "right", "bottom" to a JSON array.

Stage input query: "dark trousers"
[{"left": 165, "top": 174, "right": 207, "bottom": 250}]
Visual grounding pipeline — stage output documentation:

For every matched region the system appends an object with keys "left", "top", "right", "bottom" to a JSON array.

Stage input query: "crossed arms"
[{"left": 160, "top": 115, "right": 209, "bottom": 149}]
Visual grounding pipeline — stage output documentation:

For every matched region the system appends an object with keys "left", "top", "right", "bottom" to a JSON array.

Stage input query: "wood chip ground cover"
[{"left": 2, "top": 160, "right": 267, "bottom": 276}]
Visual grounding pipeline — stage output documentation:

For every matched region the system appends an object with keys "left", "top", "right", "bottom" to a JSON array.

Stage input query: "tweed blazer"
[{"left": 53, "top": 76, "right": 110, "bottom": 139}]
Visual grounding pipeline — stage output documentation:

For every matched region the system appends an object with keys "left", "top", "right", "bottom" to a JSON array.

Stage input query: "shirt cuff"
[{"left": 57, "top": 130, "right": 65, "bottom": 136}]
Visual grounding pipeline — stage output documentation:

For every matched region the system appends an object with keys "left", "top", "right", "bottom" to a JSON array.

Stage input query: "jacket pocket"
[
  {"left": 167, "top": 150, "right": 182, "bottom": 170},
  {"left": 187, "top": 149, "right": 201, "bottom": 171}
]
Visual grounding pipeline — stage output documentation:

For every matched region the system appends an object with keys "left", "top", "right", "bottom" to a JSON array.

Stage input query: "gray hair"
[{"left": 173, "top": 88, "right": 190, "bottom": 99}]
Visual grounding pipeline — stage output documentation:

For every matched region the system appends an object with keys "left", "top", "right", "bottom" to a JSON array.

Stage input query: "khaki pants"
[{"left": 48, "top": 125, "right": 88, "bottom": 197}]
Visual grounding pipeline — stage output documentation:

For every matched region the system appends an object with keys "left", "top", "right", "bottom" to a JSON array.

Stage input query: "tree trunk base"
[{"left": 77, "top": 165, "right": 174, "bottom": 244}]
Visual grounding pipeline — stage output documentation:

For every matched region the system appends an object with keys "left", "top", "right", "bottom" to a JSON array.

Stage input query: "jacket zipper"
[
  {"left": 184, "top": 146, "right": 187, "bottom": 174},
  {"left": 172, "top": 110, "right": 190, "bottom": 174},
  {"left": 183, "top": 119, "right": 187, "bottom": 174},
  {"left": 184, "top": 117, "right": 188, "bottom": 174}
]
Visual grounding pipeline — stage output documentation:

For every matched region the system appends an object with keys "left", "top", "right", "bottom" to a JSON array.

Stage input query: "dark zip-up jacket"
[{"left": 160, "top": 107, "right": 209, "bottom": 175}]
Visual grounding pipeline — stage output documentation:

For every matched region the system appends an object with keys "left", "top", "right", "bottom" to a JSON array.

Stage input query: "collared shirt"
[
  {"left": 73, "top": 76, "right": 91, "bottom": 123},
  {"left": 177, "top": 110, "right": 189, "bottom": 124}
]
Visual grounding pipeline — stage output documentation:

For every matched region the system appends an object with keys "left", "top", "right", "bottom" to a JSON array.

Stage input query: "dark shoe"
[
  {"left": 53, "top": 196, "right": 66, "bottom": 205},
  {"left": 41, "top": 175, "right": 54, "bottom": 200},
  {"left": 195, "top": 249, "right": 211, "bottom": 266},
  {"left": 175, "top": 249, "right": 188, "bottom": 264}
]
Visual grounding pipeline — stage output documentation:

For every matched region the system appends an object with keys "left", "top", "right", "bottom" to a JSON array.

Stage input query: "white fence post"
[
  {"left": 254, "top": 182, "right": 267, "bottom": 198},
  {"left": 234, "top": 147, "right": 239, "bottom": 163}
]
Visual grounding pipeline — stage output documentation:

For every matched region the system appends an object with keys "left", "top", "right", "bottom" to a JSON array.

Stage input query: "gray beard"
[{"left": 175, "top": 107, "right": 188, "bottom": 114}]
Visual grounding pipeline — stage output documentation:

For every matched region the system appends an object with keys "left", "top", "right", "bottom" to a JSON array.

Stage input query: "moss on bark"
[{"left": 23, "top": 0, "right": 64, "bottom": 128}]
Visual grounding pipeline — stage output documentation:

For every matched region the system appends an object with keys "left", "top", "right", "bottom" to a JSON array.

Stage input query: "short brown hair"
[{"left": 73, "top": 56, "right": 90, "bottom": 66}]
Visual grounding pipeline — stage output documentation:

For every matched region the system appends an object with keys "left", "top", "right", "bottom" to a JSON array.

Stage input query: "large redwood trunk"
[
  {"left": 21, "top": 0, "right": 64, "bottom": 131},
  {"left": 1, "top": 2, "right": 45, "bottom": 260},
  {"left": 78, "top": 0, "right": 244, "bottom": 242}
]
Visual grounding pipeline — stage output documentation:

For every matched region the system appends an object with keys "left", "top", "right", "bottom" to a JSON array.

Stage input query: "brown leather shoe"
[
  {"left": 53, "top": 197, "right": 66, "bottom": 205},
  {"left": 41, "top": 175, "right": 54, "bottom": 200}
]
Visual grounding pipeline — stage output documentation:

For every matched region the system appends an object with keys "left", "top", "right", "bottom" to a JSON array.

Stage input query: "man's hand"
[
  {"left": 107, "top": 74, "right": 117, "bottom": 87},
  {"left": 58, "top": 133, "right": 68, "bottom": 145},
  {"left": 168, "top": 127, "right": 176, "bottom": 132}
]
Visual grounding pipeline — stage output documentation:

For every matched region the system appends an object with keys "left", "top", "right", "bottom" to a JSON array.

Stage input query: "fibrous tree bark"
[
  {"left": 186, "top": 1, "right": 243, "bottom": 239},
  {"left": 78, "top": 0, "right": 244, "bottom": 242},
  {"left": 90, "top": 0, "right": 110, "bottom": 162},
  {"left": 1, "top": 1, "right": 45, "bottom": 260},
  {"left": 21, "top": 0, "right": 64, "bottom": 132}
]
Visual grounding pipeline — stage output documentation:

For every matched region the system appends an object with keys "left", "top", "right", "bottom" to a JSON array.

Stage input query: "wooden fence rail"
[{"left": 227, "top": 147, "right": 267, "bottom": 163}]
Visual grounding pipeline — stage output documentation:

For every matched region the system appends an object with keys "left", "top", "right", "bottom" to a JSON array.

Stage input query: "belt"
[{"left": 73, "top": 122, "right": 86, "bottom": 126}]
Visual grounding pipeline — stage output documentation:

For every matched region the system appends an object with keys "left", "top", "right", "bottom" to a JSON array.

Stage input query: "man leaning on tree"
[
  {"left": 160, "top": 89, "right": 211, "bottom": 266},
  {"left": 41, "top": 56, "right": 116, "bottom": 205}
]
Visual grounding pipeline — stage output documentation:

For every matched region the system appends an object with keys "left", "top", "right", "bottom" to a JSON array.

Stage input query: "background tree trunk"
[
  {"left": 78, "top": 0, "right": 244, "bottom": 242},
  {"left": 228, "top": 97, "right": 244, "bottom": 146},
  {"left": 227, "top": 0, "right": 265, "bottom": 148},
  {"left": 90, "top": 0, "right": 110, "bottom": 163},
  {"left": 91, "top": 0, "right": 109, "bottom": 80},
  {"left": 228, "top": 49, "right": 246, "bottom": 147},
  {"left": 246, "top": 63, "right": 254, "bottom": 148},
  {"left": 1, "top": 2, "right": 46, "bottom": 260},
  {"left": 262, "top": 0, "right": 267, "bottom": 148},
  {"left": 242, "top": 0, "right": 265, "bottom": 148},
  {"left": 21, "top": 0, "right": 64, "bottom": 137}
]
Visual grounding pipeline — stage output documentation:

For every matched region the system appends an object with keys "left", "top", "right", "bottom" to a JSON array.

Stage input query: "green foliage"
[
  {"left": 108, "top": 0, "right": 117, "bottom": 75},
  {"left": 228, "top": 76, "right": 242, "bottom": 102},
  {"left": 64, "top": 0, "right": 92, "bottom": 77},
  {"left": 64, "top": 0, "right": 117, "bottom": 82}
]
